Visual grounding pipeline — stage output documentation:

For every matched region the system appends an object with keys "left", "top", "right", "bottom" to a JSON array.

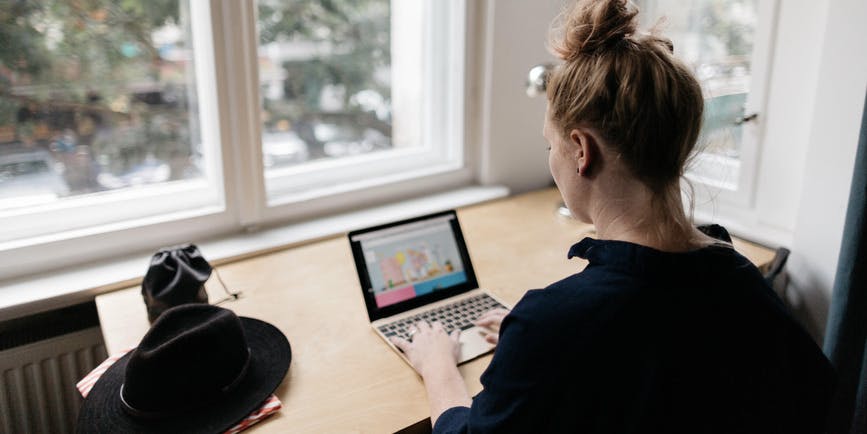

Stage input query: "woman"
[{"left": 390, "top": 1, "right": 834, "bottom": 432}]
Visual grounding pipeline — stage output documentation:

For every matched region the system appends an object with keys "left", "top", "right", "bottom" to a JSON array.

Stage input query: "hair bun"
[{"left": 550, "top": 0, "right": 639, "bottom": 60}]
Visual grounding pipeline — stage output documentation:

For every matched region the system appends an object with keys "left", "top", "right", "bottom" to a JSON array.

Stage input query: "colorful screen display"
[{"left": 355, "top": 215, "right": 467, "bottom": 308}]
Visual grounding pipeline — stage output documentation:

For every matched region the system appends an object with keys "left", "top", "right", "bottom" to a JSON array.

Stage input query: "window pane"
[
  {"left": 641, "top": 0, "right": 758, "bottom": 189},
  {"left": 257, "top": 0, "right": 420, "bottom": 172},
  {"left": 0, "top": 0, "right": 203, "bottom": 211}
]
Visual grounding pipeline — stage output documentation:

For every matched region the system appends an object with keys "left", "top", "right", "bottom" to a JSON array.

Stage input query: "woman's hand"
[
  {"left": 390, "top": 321, "right": 471, "bottom": 424},
  {"left": 390, "top": 321, "right": 461, "bottom": 378},
  {"left": 473, "top": 308, "right": 510, "bottom": 345}
]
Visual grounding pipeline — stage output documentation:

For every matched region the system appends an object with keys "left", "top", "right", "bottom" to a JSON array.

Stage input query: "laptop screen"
[{"left": 348, "top": 210, "right": 480, "bottom": 321}]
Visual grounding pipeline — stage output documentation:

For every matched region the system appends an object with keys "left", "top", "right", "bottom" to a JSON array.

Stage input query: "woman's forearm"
[{"left": 422, "top": 363, "right": 472, "bottom": 426}]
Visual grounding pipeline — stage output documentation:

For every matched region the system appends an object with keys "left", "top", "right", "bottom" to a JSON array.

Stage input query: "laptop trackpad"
[{"left": 459, "top": 326, "right": 496, "bottom": 363}]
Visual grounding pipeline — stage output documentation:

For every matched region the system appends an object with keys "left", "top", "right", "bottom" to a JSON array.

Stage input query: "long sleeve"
[{"left": 432, "top": 289, "right": 590, "bottom": 434}]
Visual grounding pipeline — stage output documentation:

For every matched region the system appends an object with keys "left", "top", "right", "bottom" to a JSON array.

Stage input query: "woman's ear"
[{"left": 569, "top": 128, "right": 596, "bottom": 176}]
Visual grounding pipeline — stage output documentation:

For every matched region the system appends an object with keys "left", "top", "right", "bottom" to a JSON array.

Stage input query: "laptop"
[{"left": 348, "top": 210, "right": 509, "bottom": 366}]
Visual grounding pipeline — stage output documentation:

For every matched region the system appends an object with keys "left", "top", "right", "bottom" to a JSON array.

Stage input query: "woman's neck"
[{"left": 589, "top": 181, "right": 714, "bottom": 252}]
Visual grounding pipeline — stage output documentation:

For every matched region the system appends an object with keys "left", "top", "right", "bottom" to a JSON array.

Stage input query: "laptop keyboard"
[{"left": 378, "top": 294, "right": 505, "bottom": 340}]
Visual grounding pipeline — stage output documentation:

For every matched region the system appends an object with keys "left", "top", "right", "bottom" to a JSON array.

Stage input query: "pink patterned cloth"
[{"left": 77, "top": 347, "right": 282, "bottom": 433}]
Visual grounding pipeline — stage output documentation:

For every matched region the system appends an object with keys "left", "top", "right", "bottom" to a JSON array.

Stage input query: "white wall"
[
  {"left": 753, "top": 1, "right": 829, "bottom": 235},
  {"left": 476, "top": 0, "right": 565, "bottom": 194},
  {"left": 786, "top": 0, "right": 867, "bottom": 342}
]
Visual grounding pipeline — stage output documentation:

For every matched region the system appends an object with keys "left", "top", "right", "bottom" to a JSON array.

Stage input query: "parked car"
[
  {"left": 96, "top": 155, "right": 171, "bottom": 189},
  {"left": 0, "top": 147, "right": 70, "bottom": 209},
  {"left": 262, "top": 130, "right": 310, "bottom": 168}
]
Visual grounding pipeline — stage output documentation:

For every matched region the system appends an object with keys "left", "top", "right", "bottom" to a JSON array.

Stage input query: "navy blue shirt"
[{"left": 434, "top": 237, "right": 834, "bottom": 434}]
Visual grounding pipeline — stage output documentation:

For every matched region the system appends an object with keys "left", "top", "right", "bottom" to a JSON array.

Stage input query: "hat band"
[{"left": 119, "top": 347, "right": 252, "bottom": 420}]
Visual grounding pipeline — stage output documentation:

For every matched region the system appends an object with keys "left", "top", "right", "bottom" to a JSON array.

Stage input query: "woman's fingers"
[
  {"left": 390, "top": 336, "right": 410, "bottom": 352},
  {"left": 474, "top": 308, "right": 510, "bottom": 328},
  {"left": 474, "top": 313, "right": 497, "bottom": 326},
  {"left": 477, "top": 308, "right": 509, "bottom": 322},
  {"left": 450, "top": 330, "right": 462, "bottom": 360},
  {"left": 391, "top": 320, "right": 464, "bottom": 373},
  {"left": 477, "top": 328, "right": 499, "bottom": 345},
  {"left": 403, "top": 316, "right": 500, "bottom": 352}
]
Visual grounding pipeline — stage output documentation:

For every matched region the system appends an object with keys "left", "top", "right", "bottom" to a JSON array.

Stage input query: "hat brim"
[{"left": 77, "top": 317, "right": 291, "bottom": 434}]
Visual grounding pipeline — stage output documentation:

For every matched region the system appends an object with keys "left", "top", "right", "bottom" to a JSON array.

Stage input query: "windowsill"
[
  {"left": 693, "top": 207, "right": 793, "bottom": 249},
  {"left": 0, "top": 185, "right": 509, "bottom": 321}
]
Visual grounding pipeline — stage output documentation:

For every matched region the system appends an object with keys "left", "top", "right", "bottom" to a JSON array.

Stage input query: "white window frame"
[
  {"left": 217, "top": 0, "right": 472, "bottom": 229},
  {"left": 259, "top": 0, "right": 466, "bottom": 202},
  {"left": 0, "top": 0, "right": 473, "bottom": 281},
  {"left": 687, "top": 0, "right": 780, "bottom": 211},
  {"left": 0, "top": 0, "right": 230, "bottom": 245},
  {"left": 632, "top": 0, "right": 796, "bottom": 248},
  {"left": 639, "top": 0, "right": 779, "bottom": 210}
]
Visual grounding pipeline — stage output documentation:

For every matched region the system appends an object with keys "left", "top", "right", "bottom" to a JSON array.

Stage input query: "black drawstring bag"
[{"left": 142, "top": 244, "right": 212, "bottom": 323}]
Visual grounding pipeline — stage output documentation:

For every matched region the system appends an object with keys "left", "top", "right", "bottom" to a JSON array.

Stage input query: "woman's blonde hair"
[{"left": 547, "top": 0, "right": 703, "bottom": 195}]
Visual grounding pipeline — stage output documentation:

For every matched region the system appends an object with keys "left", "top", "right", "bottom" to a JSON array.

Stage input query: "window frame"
[
  {"left": 638, "top": 0, "right": 780, "bottom": 210},
  {"left": 216, "top": 0, "right": 472, "bottom": 229},
  {"left": 0, "top": 0, "right": 230, "bottom": 247},
  {"left": 0, "top": 0, "right": 474, "bottom": 282},
  {"left": 688, "top": 0, "right": 780, "bottom": 211},
  {"left": 256, "top": 0, "right": 467, "bottom": 203}
]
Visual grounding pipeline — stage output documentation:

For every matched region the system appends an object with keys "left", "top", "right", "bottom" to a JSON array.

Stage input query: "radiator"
[{"left": 0, "top": 327, "right": 107, "bottom": 434}]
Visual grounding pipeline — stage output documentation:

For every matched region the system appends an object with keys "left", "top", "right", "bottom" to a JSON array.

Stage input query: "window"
[
  {"left": 0, "top": 0, "right": 469, "bottom": 281},
  {"left": 639, "top": 0, "right": 778, "bottom": 207},
  {"left": 254, "top": 0, "right": 465, "bottom": 204},
  {"left": 0, "top": 0, "right": 222, "bottom": 244},
  {"left": 257, "top": 0, "right": 397, "bottom": 170}
]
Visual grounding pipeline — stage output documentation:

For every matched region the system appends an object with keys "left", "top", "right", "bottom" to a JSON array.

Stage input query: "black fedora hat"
[{"left": 77, "top": 304, "right": 291, "bottom": 433}]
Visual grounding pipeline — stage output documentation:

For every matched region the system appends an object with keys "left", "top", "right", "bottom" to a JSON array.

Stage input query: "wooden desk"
[{"left": 95, "top": 188, "right": 775, "bottom": 433}]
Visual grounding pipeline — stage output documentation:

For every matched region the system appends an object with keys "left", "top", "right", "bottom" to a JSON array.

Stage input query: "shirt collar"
[
  {"left": 567, "top": 237, "right": 599, "bottom": 260},
  {"left": 567, "top": 237, "right": 741, "bottom": 278}
]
